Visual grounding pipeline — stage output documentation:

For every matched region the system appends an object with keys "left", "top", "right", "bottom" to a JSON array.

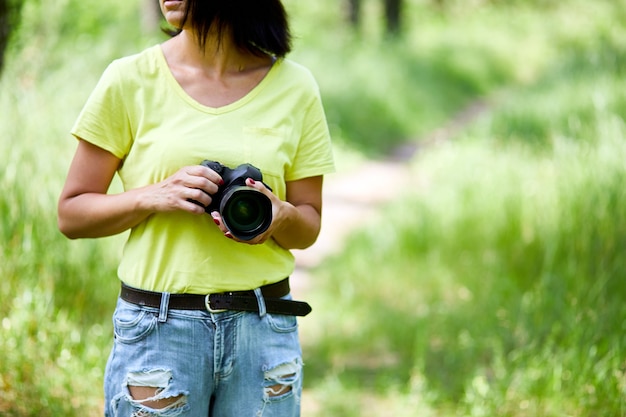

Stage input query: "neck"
[{"left": 180, "top": 29, "right": 245, "bottom": 73}]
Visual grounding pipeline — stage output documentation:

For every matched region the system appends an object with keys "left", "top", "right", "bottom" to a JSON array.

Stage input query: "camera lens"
[{"left": 220, "top": 187, "right": 272, "bottom": 240}]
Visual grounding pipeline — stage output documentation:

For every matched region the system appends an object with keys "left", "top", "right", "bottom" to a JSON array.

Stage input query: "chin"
[{"left": 164, "top": 13, "right": 184, "bottom": 29}]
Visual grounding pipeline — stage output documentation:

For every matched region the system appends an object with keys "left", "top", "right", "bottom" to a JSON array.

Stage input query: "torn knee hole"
[
  {"left": 267, "top": 373, "right": 296, "bottom": 397},
  {"left": 129, "top": 386, "right": 185, "bottom": 410},
  {"left": 264, "top": 361, "right": 301, "bottom": 398},
  {"left": 126, "top": 369, "right": 187, "bottom": 412}
]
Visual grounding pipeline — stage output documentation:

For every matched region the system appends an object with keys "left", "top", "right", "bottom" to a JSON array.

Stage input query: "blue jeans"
[{"left": 104, "top": 292, "right": 303, "bottom": 417}]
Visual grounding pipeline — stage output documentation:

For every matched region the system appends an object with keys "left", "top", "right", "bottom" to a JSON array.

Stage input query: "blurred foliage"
[
  {"left": 288, "top": 0, "right": 625, "bottom": 155},
  {"left": 1, "top": 0, "right": 626, "bottom": 416},
  {"left": 0, "top": 0, "right": 24, "bottom": 71},
  {"left": 308, "top": 105, "right": 626, "bottom": 417},
  {"left": 303, "top": 1, "right": 626, "bottom": 415}
]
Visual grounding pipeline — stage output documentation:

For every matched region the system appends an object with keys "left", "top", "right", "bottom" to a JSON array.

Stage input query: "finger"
[
  {"left": 223, "top": 232, "right": 265, "bottom": 245},
  {"left": 181, "top": 199, "right": 209, "bottom": 215},
  {"left": 196, "top": 165, "right": 225, "bottom": 186},
  {"left": 184, "top": 165, "right": 223, "bottom": 191},
  {"left": 187, "top": 188, "right": 213, "bottom": 208},
  {"left": 211, "top": 211, "right": 228, "bottom": 233},
  {"left": 245, "top": 178, "right": 273, "bottom": 196},
  {"left": 187, "top": 174, "right": 220, "bottom": 196}
]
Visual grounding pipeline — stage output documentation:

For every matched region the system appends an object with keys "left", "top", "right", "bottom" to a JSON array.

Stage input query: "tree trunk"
[
  {"left": 384, "top": 0, "right": 402, "bottom": 35},
  {"left": 0, "top": 0, "right": 23, "bottom": 73},
  {"left": 0, "top": 0, "right": 10, "bottom": 71},
  {"left": 347, "top": 0, "right": 361, "bottom": 27}
]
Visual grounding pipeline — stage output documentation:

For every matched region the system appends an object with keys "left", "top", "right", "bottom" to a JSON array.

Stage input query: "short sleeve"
[
  {"left": 286, "top": 90, "right": 335, "bottom": 181},
  {"left": 70, "top": 61, "right": 133, "bottom": 159}
]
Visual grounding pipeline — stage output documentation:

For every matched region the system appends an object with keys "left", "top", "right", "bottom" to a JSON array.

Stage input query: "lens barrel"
[{"left": 219, "top": 186, "right": 272, "bottom": 240}]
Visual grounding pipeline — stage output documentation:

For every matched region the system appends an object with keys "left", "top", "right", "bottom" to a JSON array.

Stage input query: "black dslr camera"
[{"left": 200, "top": 160, "right": 273, "bottom": 241}]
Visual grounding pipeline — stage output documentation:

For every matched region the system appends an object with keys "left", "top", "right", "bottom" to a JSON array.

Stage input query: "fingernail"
[
  {"left": 213, "top": 218, "right": 220, "bottom": 226},
  {"left": 225, "top": 232, "right": 234, "bottom": 239},
  {"left": 218, "top": 179, "right": 225, "bottom": 186},
  {"left": 248, "top": 178, "right": 256, "bottom": 185}
]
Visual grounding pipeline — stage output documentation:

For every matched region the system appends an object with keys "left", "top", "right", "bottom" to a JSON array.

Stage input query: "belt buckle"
[{"left": 205, "top": 294, "right": 227, "bottom": 313}]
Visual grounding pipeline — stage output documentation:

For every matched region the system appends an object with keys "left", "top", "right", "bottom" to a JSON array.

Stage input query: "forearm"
[
  {"left": 59, "top": 140, "right": 222, "bottom": 239},
  {"left": 272, "top": 202, "right": 321, "bottom": 250},
  {"left": 58, "top": 187, "right": 154, "bottom": 239}
]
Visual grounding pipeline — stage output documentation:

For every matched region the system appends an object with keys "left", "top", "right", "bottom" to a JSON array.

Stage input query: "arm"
[
  {"left": 58, "top": 139, "right": 222, "bottom": 239},
  {"left": 271, "top": 175, "right": 324, "bottom": 250}
]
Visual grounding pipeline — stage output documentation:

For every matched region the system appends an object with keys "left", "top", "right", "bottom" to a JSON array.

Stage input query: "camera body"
[{"left": 200, "top": 160, "right": 273, "bottom": 241}]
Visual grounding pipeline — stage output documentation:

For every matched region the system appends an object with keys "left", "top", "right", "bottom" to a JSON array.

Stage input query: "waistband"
[{"left": 120, "top": 278, "right": 312, "bottom": 316}]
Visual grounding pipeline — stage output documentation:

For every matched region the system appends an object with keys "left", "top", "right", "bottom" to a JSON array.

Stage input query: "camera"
[{"left": 200, "top": 160, "right": 273, "bottom": 241}]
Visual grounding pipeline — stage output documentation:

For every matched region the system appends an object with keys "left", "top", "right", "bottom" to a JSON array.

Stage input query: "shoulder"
[
  {"left": 273, "top": 59, "right": 320, "bottom": 90},
  {"left": 105, "top": 45, "right": 162, "bottom": 78},
  {"left": 268, "top": 59, "right": 324, "bottom": 108},
  {"left": 81, "top": 45, "right": 165, "bottom": 116}
]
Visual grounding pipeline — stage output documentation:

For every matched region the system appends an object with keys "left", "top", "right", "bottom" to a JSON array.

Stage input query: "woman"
[{"left": 57, "top": 0, "right": 334, "bottom": 415}]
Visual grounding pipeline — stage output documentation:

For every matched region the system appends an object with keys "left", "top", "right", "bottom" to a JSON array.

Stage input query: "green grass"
[
  {"left": 306, "top": 136, "right": 626, "bottom": 415},
  {"left": 1, "top": 0, "right": 625, "bottom": 415}
]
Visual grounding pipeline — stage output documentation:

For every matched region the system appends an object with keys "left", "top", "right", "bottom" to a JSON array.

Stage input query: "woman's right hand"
[
  {"left": 58, "top": 139, "right": 223, "bottom": 239},
  {"left": 147, "top": 164, "right": 223, "bottom": 215}
]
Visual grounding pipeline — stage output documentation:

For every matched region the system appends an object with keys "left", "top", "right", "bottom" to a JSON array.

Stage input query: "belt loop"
[
  {"left": 158, "top": 292, "right": 170, "bottom": 322},
  {"left": 254, "top": 288, "right": 267, "bottom": 318}
]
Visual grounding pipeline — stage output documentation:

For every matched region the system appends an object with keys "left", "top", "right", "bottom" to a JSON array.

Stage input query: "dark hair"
[{"left": 168, "top": 0, "right": 292, "bottom": 57}]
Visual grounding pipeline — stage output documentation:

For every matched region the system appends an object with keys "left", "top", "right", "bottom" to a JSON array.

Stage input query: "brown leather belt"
[{"left": 120, "top": 278, "right": 312, "bottom": 316}]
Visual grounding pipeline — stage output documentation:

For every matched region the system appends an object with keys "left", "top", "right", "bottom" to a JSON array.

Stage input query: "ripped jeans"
[{"left": 104, "top": 294, "right": 303, "bottom": 417}]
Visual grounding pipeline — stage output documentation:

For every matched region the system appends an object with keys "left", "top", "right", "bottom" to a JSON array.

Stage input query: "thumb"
[{"left": 246, "top": 178, "right": 272, "bottom": 194}]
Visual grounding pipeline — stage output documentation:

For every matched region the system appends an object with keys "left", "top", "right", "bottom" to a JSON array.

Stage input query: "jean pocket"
[
  {"left": 113, "top": 301, "right": 158, "bottom": 343},
  {"left": 267, "top": 312, "right": 298, "bottom": 333}
]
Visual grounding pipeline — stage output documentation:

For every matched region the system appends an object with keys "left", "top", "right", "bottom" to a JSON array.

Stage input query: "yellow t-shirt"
[{"left": 71, "top": 45, "right": 335, "bottom": 294}]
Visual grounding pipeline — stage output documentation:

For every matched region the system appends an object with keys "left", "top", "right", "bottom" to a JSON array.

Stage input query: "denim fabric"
[{"left": 104, "top": 293, "right": 303, "bottom": 417}]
